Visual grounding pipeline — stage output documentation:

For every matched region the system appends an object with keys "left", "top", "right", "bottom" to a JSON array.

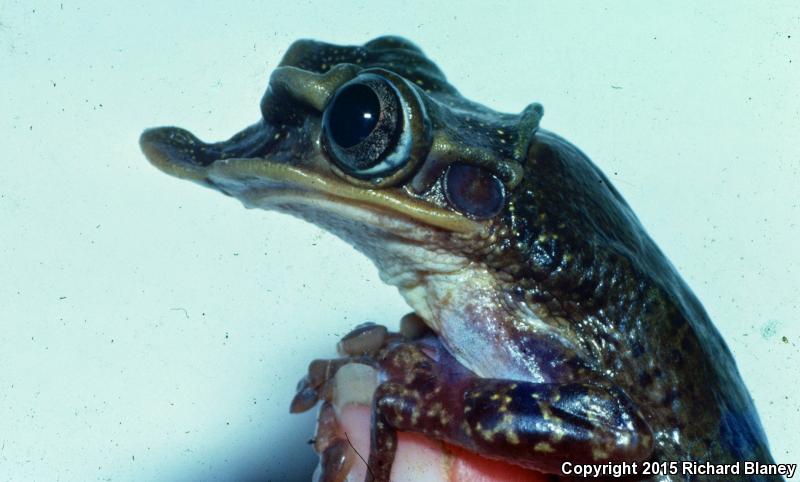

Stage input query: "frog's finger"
[
  {"left": 317, "top": 438, "right": 352, "bottom": 482},
  {"left": 311, "top": 350, "right": 549, "bottom": 482},
  {"left": 337, "top": 323, "right": 390, "bottom": 356}
]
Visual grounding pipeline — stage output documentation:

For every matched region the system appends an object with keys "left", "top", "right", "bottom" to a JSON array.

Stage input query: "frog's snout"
[
  {"left": 140, "top": 64, "right": 364, "bottom": 184},
  {"left": 140, "top": 127, "right": 216, "bottom": 167},
  {"left": 139, "top": 117, "right": 278, "bottom": 183},
  {"left": 139, "top": 127, "right": 213, "bottom": 182}
]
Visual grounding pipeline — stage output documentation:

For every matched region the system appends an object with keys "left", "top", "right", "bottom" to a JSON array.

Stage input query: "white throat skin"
[
  {"left": 221, "top": 181, "right": 555, "bottom": 382},
  {"left": 337, "top": 219, "right": 558, "bottom": 384},
  {"left": 396, "top": 265, "right": 553, "bottom": 383}
]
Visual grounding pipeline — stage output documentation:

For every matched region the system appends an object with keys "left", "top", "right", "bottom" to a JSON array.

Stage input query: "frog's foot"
[
  {"left": 290, "top": 316, "right": 442, "bottom": 481},
  {"left": 291, "top": 316, "right": 653, "bottom": 481},
  {"left": 290, "top": 316, "right": 551, "bottom": 482}
]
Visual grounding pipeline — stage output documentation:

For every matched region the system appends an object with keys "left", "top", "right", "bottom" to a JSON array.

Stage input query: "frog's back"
[{"left": 523, "top": 130, "right": 776, "bottom": 473}]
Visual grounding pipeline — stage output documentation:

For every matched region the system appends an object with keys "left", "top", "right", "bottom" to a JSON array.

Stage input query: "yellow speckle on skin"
[
  {"left": 592, "top": 447, "right": 609, "bottom": 460},
  {"left": 490, "top": 393, "right": 500, "bottom": 401},
  {"left": 537, "top": 234, "right": 548, "bottom": 242},
  {"left": 534, "top": 442, "right": 555, "bottom": 453},
  {"left": 539, "top": 402, "right": 554, "bottom": 421},
  {"left": 506, "top": 430, "right": 520, "bottom": 445}
]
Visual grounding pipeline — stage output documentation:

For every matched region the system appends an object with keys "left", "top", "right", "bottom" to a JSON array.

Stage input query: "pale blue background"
[{"left": 1, "top": 1, "right": 798, "bottom": 481}]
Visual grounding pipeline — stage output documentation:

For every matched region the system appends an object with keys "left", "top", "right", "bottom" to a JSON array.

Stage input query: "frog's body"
[{"left": 141, "top": 37, "right": 778, "bottom": 480}]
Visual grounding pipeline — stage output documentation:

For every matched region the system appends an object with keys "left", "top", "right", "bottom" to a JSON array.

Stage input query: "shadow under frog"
[{"left": 140, "top": 36, "right": 780, "bottom": 481}]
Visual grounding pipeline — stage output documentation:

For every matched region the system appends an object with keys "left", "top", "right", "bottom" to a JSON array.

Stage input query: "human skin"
[{"left": 330, "top": 404, "right": 549, "bottom": 481}]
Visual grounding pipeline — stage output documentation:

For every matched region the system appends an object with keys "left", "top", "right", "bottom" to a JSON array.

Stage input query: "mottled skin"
[{"left": 140, "top": 37, "right": 778, "bottom": 481}]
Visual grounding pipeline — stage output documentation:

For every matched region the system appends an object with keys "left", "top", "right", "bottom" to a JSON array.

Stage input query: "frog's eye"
[
  {"left": 444, "top": 162, "right": 506, "bottom": 219},
  {"left": 322, "top": 74, "right": 413, "bottom": 180}
]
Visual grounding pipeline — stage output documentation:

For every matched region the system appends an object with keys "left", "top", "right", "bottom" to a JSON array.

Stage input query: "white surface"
[{"left": 1, "top": 1, "right": 798, "bottom": 481}]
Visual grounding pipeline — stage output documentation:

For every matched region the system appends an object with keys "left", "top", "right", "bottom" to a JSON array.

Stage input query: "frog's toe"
[
  {"left": 292, "top": 356, "right": 370, "bottom": 412},
  {"left": 294, "top": 323, "right": 554, "bottom": 481},
  {"left": 315, "top": 438, "right": 352, "bottom": 482},
  {"left": 335, "top": 316, "right": 433, "bottom": 356},
  {"left": 311, "top": 402, "right": 355, "bottom": 482},
  {"left": 290, "top": 374, "right": 322, "bottom": 414},
  {"left": 291, "top": 328, "right": 393, "bottom": 415},
  {"left": 337, "top": 323, "right": 389, "bottom": 356},
  {"left": 398, "top": 313, "right": 433, "bottom": 340}
]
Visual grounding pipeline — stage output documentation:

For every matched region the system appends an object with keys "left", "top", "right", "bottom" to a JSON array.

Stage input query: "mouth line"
[
  {"left": 260, "top": 190, "right": 448, "bottom": 245},
  {"left": 205, "top": 159, "right": 483, "bottom": 234}
]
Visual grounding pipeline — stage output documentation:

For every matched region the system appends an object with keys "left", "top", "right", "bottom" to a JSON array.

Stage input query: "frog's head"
[{"left": 141, "top": 36, "right": 545, "bottom": 292}]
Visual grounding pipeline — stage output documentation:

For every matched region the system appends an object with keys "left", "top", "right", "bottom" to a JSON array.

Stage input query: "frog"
[{"left": 140, "top": 36, "right": 780, "bottom": 481}]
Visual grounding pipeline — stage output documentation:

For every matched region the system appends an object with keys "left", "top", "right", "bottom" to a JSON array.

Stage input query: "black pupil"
[{"left": 328, "top": 83, "right": 381, "bottom": 148}]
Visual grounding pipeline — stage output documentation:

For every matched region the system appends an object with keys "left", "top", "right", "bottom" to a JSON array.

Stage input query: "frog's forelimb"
[{"left": 292, "top": 318, "right": 654, "bottom": 482}]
